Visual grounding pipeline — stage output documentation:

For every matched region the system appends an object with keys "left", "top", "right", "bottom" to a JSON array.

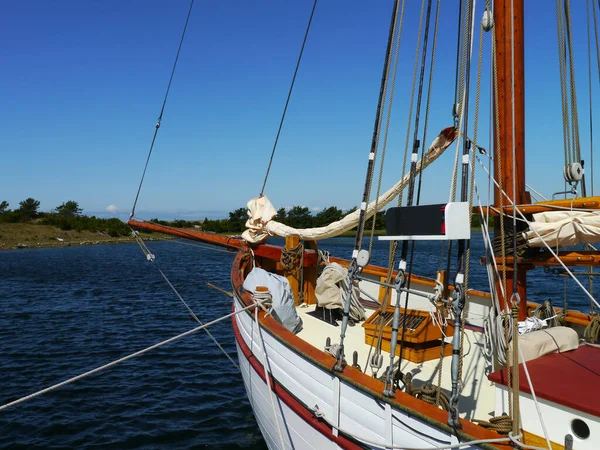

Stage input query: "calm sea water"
[{"left": 0, "top": 235, "right": 592, "bottom": 448}]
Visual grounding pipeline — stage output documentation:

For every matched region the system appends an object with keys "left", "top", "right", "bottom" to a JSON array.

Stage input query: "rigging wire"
[
  {"left": 373, "top": 0, "right": 429, "bottom": 377},
  {"left": 475, "top": 154, "right": 600, "bottom": 310},
  {"left": 353, "top": 0, "right": 402, "bottom": 253},
  {"left": 337, "top": 0, "right": 403, "bottom": 377},
  {"left": 415, "top": 0, "right": 444, "bottom": 407},
  {"left": 130, "top": 216, "right": 240, "bottom": 250},
  {"left": 473, "top": 177, "right": 553, "bottom": 450},
  {"left": 452, "top": 0, "right": 465, "bottom": 126},
  {"left": 509, "top": 0, "right": 522, "bottom": 435},
  {"left": 378, "top": 0, "right": 427, "bottom": 392},
  {"left": 556, "top": 0, "right": 572, "bottom": 169},
  {"left": 398, "top": 0, "right": 428, "bottom": 209},
  {"left": 587, "top": 0, "right": 596, "bottom": 313},
  {"left": 368, "top": 0, "right": 407, "bottom": 256},
  {"left": 364, "top": 0, "right": 407, "bottom": 373},
  {"left": 564, "top": 0, "right": 582, "bottom": 166},
  {"left": 447, "top": 0, "right": 476, "bottom": 428},
  {"left": 397, "top": 0, "right": 435, "bottom": 372},
  {"left": 130, "top": 0, "right": 195, "bottom": 219},
  {"left": 589, "top": 0, "right": 595, "bottom": 192},
  {"left": 589, "top": 0, "right": 599, "bottom": 196},
  {"left": 132, "top": 235, "right": 239, "bottom": 369},
  {"left": 0, "top": 302, "right": 261, "bottom": 413},
  {"left": 259, "top": 0, "right": 318, "bottom": 196},
  {"left": 168, "top": 238, "right": 237, "bottom": 254}
]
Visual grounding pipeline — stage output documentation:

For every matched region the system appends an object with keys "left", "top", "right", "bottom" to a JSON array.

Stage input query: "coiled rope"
[
  {"left": 473, "top": 415, "right": 513, "bottom": 435},
  {"left": 584, "top": 315, "right": 600, "bottom": 343},
  {"left": 281, "top": 241, "right": 305, "bottom": 303},
  {"left": 530, "top": 299, "right": 566, "bottom": 328},
  {"left": 280, "top": 242, "right": 303, "bottom": 272}
]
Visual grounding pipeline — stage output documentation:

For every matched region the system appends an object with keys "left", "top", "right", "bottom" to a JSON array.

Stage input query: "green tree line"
[
  {"left": 201, "top": 206, "right": 387, "bottom": 233},
  {"left": 200, "top": 206, "right": 490, "bottom": 233},
  {"left": 0, "top": 198, "right": 488, "bottom": 238},
  {"left": 0, "top": 199, "right": 130, "bottom": 237}
]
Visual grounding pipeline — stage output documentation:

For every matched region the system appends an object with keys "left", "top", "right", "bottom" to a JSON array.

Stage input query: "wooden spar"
[
  {"left": 127, "top": 219, "right": 319, "bottom": 267},
  {"left": 476, "top": 195, "right": 600, "bottom": 216},
  {"left": 495, "top": 250, "right": 600, "bottom": 268},
  {"left": 494, "top": 0, "right": 528, "bottom": 320},
  {"left": 128, "top": 219, "right": 245, "bottom": 251}
]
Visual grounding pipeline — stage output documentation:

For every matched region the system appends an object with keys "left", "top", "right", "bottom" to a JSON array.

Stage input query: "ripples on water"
[{"left": 0, "top": 236, "right": 592, "bottom": 448}]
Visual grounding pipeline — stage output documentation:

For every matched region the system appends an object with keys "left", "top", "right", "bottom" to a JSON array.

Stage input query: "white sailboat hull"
[{"left": 233, "top": 296, "right": 482, "bottom": 450}]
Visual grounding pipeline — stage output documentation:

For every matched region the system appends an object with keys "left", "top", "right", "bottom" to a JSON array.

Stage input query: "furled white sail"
[
  {"left": 525, "top": 210, "right": 600, "bottom": 247},
  {"left": 242, "top": 127, "right": 457, "bottom": 243}
]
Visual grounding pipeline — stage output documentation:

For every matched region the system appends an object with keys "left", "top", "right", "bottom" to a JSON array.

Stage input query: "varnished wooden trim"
[
  {"left": 330, "top": 255, "right": 492, "bottom": 300},
  {"left": 521, "top": 430, "right": 564, "bottom": 450},
  {"left": 128, "top": 220, "right": 318, "bottom": 266},
  {"left": 479, "top": 196, "right": 600, "bottom": 216},
  {"left": 495, "top": 250, "right": 600, "bottom": 268},
  {"left": 232, "top": 249, "right": 512, "bottom": 449}
]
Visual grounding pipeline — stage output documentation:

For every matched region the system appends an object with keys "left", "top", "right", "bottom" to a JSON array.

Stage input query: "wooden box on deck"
[{"left": 362, "top": 306, "right": 453, "bottom": 363}]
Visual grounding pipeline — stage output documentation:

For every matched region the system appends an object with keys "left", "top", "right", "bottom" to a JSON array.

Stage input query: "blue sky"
[{"left": 2, "top": 1, "right": 598, "bottom": 220}]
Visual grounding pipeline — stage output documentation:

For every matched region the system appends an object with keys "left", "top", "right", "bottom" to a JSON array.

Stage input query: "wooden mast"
[{"left": 493, "top": 0, "right": 528, "bottom": 320}]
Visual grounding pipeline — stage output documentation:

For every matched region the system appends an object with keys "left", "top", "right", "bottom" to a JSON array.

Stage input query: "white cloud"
[
  {"left": 105, "top": 204, "right": 117, "bottom": 214},
  {"left": 311, "top": 206, "right": 321, "bottom": 212}
]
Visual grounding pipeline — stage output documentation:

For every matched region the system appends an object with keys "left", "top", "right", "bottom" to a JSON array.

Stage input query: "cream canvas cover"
[
  {"left": 242, "top": 127, "right": 457, "bottom": 243},
  {"left": 315, "top": 263, "right": 365, "bottom": 322},
  {"left": 525, "top": 210, "right": 600, "bottom": 247}
]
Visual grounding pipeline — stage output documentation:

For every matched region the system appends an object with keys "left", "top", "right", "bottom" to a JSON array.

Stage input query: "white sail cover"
[
  {"left": 242, "top": 126, "right": 458, "bottom": 243},
  {"left": 525, "top": 210, "right": 600, "bottom": 247},
  {"left": 243, "top": 267, "right": 303, "bottom": 334}
]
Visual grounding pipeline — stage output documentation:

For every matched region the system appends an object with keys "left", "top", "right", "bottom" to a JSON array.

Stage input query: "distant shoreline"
[
  {"left": 1, "top": 224, "right": 486, "bottom": 252},
  {"left": 0, "top": 223, "right": 171, "bottom": 252},
  {"left": 0, "top": 236, "right": 172, "bottom": 252}
]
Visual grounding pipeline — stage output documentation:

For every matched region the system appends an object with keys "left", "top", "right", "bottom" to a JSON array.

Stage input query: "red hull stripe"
[{"left": 231, "top": 303, "right": 365, "bottom": 450}]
